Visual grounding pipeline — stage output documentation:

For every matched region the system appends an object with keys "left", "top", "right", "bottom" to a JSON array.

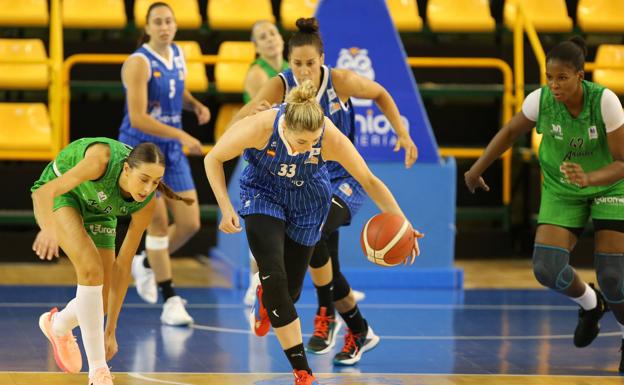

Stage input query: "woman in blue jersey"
[
  {"left": 32, "top": 139, "right": 192, "bottom": 385},
  {"left": 118, "top": 2, "right": 210, "bottom": 326},
  {"left": 231, "top": 17, "right": 418, "bottom": 365},
  {"left": 205, "top": 80, "right": 421, "bottom": 385}
]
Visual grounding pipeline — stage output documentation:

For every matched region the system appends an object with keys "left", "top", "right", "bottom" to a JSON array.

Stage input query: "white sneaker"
[
  {"left": 243, "top": 273, "right": 260, "bottom": 306},
  {"left": 352, "top": 289, "right": 366, "bottom": 303},
  {"left": 131, "top": 252, "right": 157, "bottom": 304},
  {"left": 161, "top": 296, "right": 194, "bottom": 326}
]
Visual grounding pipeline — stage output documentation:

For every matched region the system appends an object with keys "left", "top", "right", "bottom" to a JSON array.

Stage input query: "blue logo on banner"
[{"left": 316, "top": 0, "right": 440, "bottom": 163}]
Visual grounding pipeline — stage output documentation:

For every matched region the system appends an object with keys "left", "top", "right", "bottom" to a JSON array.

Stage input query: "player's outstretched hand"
[
  {"left": 464, "top": 170, "right": 490, "bottom": 193},
  {"left": 405, "top": 229, "right": 424, "bottom": 265},
  {"left": 32, "top": 229, "right": 59, "bottom": 260}
]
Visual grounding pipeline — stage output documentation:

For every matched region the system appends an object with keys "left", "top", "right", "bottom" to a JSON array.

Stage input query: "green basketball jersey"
[
  {"left": 242, "top": 58, "right": 289, "bottom": 103},
  {"left": 32, "top": 137, "right": 154, "bottom": 217},
  {"left": 536, "top": 80, "right": 623, "bottom": 197}
]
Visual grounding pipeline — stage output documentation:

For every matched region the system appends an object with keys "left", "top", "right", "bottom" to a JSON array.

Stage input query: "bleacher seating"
[
  {"left": 504, "top": 0, "right": 572, "bottom": 32},
  {"left": 593, "top": 45, "right": 624, "bottom": 95},
  {"left": 280, "top": 0, "right": 316, "bottom": 31},
  {"left": 214, "top": 41, "right": 256, "bottom": 93},
  {"left": 0, "top": 39, "right": 49, "bottom": 90},
  {"left": 214, "top": 103, "right": 242, "bottom": 141},
  {"left": 427, "top": 0, "right": 495, "bottom": 32},
  {"left": 134, "top": 0, "right": 202, "bottom": 29},
  {"left": 577, "top": 0, "right": 624, "bottom": 33},
  {"left": 176, "top": 41, "right": 209, "bottom": 92},
  {"left": 62, "top": 0, "right": 127, "bottom": 29},
  {"left": 208, "top": 0, "right": 275, "bottom": 30},
  {"left": 0, "top": 0, "right": 48, "bottom": 27}
]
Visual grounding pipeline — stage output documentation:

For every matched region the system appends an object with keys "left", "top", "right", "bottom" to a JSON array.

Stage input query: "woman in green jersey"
[
  {"left": 465, "top": 37, "right": 624, "bottom": 370},
  {"left": 243, "top": 20, "right": 288, "bottom": 104},
  {"left": 31, "top": 138, "right": 192, "bottom": 385}
]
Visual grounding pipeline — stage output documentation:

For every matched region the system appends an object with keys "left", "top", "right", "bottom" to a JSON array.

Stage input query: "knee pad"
[
  {"left": 145, "top": 235, "right": 169, "bottom": 250},
  {"left": 532, "top": 244, "right": 573, "bottom": 291},
  {"left": 260, "top": 271, "right": 298, "bottom": 327},
  {"left": 332, "top": 271, "right": 351, "bottom": 301},
  {"left": 595, "top": 252, "right": 624, "bottom": 303},
  {"left": 309, "top": 237, "right": 330, "bottom": 269}
]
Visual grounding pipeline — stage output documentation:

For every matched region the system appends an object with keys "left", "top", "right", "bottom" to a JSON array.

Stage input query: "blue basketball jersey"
[
  {"left": 279, "top": 66, "right": 365, "bottom": 218},
  {"left": 118, "top": 43, "right": 187, "bottom": 143},
  {"left": 239, "top": 106, "right": 332, "bottom": 246}
]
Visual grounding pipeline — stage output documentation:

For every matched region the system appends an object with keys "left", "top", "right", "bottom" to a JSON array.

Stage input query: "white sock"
[
  {"left": 618, "top": 322, "right": 624, "bottom": 339},
  {"left": 52, "top": 298, "right": 79, "bottom": 337},
  {"left": 75, "top": 285, "right": 107, "bottom": 377},
  {"left": 571, "top": 283, "right": 598, "bottom": 310}
]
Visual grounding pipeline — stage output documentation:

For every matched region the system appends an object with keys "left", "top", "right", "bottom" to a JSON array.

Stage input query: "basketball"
[{"left": 360, "top": 213, "right": 415, "bottom": 267}]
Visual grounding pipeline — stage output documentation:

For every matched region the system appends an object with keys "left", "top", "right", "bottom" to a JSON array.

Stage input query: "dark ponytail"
[
  {"left": 546, "top": 36, "right": 588, "bottom": 72},
  {"left": 288, "top": 17, "right": 324, "bottom": 56},
  {"left": 126, "top": 142, "right": 194, "bottom": 206},
  {"left": 156, "top": 181, "right": 194, "bottom": 206}
]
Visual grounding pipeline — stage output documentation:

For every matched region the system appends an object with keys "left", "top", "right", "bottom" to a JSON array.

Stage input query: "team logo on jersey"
[
  {"left": 97, "top": 191, "right": 108, "bottom": 202},
  {"left": 339, "top": 182, "right": 353, "bottom": 197},
  {"left": 153, "top": 71, "right": 162, "bottom": 78},
  {"left": 329, "top": 101, "right": 341, "bottom": 115},
  {"left": 327, "top": 87, "right": 338, "bottom": 101},
  {"left": 174, "top": 56, "right": 183, "bottom": 69},
  {"left": 588, "top": 125, "right": 598, "bottom": 140},
  {"left": 120, "top": 207, "right": 128, "bottom": 215},
  {"left": 337, "top": 48, "right": 374, "bottom": 107},
  {"left": 266, "top": 149, "right": 276, "bottom": 157},
  {"left": 551, "top": 124, "right": 563, "bottom": 140},
  {"left": 88, "top": 224, "right": 116, "bottom": 235},
  {"left": 270, "top": 141, "right": 277, "bottom": 148}
]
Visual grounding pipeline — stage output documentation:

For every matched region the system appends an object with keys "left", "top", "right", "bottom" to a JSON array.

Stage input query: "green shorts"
[
  {"left": 538, "top": 183, "right": 624, "bottom": 229},
  {"left": 54, "top": 192, "right": 117, "bottom": 249}
]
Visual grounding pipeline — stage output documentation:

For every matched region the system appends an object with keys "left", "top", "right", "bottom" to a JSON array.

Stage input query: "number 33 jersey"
[{"left": 238, "top": 105, "right": 332, "bottom": 246}]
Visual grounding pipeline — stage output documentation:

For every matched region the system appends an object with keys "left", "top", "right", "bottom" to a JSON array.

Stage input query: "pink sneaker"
[
  {"left": 89, "top": 367, "right": 113, "bottom": 385},
  {"left": 38, "top": 307, "right": 82, "bottom": 373}
]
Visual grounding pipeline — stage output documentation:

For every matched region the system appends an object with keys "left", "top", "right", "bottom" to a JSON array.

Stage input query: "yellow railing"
[{"left": 407, "top": 57, "right": 514, "bottom": 205}]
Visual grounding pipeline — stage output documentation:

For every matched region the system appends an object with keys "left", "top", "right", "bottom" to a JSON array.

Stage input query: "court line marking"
[
  {"left": 190, "top": 323, "right": 621, "bottom": 341},
  {"left": 128, "top": 372, "right": 194, "bottom": 385},
  {"left": 0, "top": 302, "right": 580, "bottom": 311}
]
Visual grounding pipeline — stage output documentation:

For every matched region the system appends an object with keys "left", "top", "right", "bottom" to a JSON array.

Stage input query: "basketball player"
[
  {"left": 33, "top": 138, "right": 192, "bottom": 385},
  {"left": 205, "top": 80, "right": 422, "bottom": 385},
  {"left": 232, "top": 17, "right": 418, "bottom": 364},
  {"left": 465, "top": 36, "right": 624, "bottom": 370},
  {"left": 118, "top": 2, "right": 210, "bottom": 326}
]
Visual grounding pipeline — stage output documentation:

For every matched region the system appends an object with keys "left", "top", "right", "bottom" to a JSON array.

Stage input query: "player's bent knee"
[
  {"left": 332, "top": 272, "right": 351, "bottom": 301},
  {"left": 260, "top": 271, "right": 298, "bottom": 327},
  {"left": 532, "top": 244, "right": 573, "bottom": 291},
  {"left": 596, "top": 252, "right": 624, "bottom": 303}
]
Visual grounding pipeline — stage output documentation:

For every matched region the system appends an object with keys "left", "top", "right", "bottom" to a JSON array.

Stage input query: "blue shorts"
[
  {"left": 119, "top": 132, "right": 195, "bottom": 193},
  {"left": 239, "top": 181, "right": 332, "bottom": 246},
  {"left": 331, "top": 175, "right": 366, "bottom": 223}
]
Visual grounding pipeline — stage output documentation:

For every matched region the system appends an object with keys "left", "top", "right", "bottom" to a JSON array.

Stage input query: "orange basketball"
[{"left": 360, "top": 213, "right": 415, "bottom": 267}]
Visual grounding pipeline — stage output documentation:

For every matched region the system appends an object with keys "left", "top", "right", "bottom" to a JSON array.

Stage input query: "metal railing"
[{"left": 407, "top": 57, "right": 514, "bottom": 205}]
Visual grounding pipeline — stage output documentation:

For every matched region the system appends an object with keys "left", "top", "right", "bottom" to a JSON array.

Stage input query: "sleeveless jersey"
[
  {"left": 536, "top": 80, "right": 624, "bottom": 197},
  {"left": 279, "top": 66, "right": 356, "bottom": 181},
  {"left": 118, "top": 43, "right": 186, "bottom": 143},
  {"left": 32, "top": 137, "right": 154, "bottom": 217},
  {"left": 241, "top": 105, "right": 330, "bottom": 191},
  {"left": 243, "top": 57, "right": 289, "bottom": 103}
]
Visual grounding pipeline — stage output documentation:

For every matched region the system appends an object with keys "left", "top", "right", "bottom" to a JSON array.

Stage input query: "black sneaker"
[
  {"left": 306, "top": 307, "right": 342, "bottom": 354},
  {"left": 573, "top": 283, "right": 609, "bottom": 348},
  {"left": 333, "top": 322, "right": 380, "bottom": 366}
]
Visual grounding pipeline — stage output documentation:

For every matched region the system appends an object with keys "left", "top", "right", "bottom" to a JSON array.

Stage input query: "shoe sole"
[
  {"left": 39, "top": 312, "right": 79, "bottom": 373},
  {"left": 306, "top": 319, "right": 343, "bottom": 355},
  {"left": 333, "top": 333, "right": 381, "bottom": 366}
]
